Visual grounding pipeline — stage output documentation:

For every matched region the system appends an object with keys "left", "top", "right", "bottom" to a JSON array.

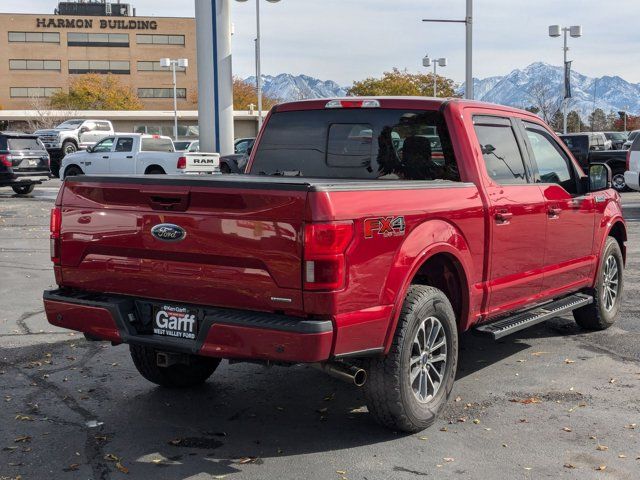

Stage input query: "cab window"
[
  {"left": 473, "top": 117, "right": 528, "bottom": 185},
  {"left": 524, "top": 124, "right": 577, "bottom": 194},
  {"left": 92, "top": 137, "right": 114, "bottom": 153},
  {"left": 115, "top": 137, "right": 134, "bottom": 152}
]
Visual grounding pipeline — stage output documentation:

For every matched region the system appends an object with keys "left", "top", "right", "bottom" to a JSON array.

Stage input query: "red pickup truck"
[{"left": 44, "top": 98, "right": 626, "bottom": 433}]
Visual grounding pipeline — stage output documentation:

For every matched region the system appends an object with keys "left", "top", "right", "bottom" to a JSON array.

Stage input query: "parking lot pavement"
[{"left": 1, "top": 183, "right": 639, "bottom": 480}]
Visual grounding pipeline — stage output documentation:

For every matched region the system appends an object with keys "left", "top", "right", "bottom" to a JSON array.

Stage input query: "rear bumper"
[
  {"left": 43, "top": 289, "right": 334, "bottom": 363},
  {"left": 625, "top": 171, "right": 639, "bottom": 191}
]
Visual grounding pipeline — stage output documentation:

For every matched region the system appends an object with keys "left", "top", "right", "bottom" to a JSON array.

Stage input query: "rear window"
[
  {"left": 141, "top": 138, "right": 174, "bottom": 152},
  {"left": 173, "top": 141, "right": 191, "bottom": 151},
  {"left": 559, "top": 135, "right": 588, "bottom": 151},
  {"left": 250, "top": 109, "right": 459, "bottom": 181},
  {"left": 7, "top": 137, "right": 44, "bottom": 151}
]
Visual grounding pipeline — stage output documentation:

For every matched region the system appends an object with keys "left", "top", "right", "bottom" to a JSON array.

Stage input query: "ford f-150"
[{"left": 43, "top": 98, "right": 626, "bottom": 433}]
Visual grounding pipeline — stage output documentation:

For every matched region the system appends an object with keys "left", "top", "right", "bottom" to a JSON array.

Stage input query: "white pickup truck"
[
  {"left": 625, "top": 134, "right": 640, "bottom": 191},
  {"left": 60, "top": 134, "right": 220, "bottom": 179}
]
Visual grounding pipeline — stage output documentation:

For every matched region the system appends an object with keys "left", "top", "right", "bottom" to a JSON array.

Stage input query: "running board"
[{"left": 476, "top": 294, "right": 593, "bottom": 340}]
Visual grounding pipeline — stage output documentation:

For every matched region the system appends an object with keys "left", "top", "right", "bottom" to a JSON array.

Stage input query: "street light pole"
[
  {"left": 423, "top": 0, "right": 473, "bottom": 99},
  {"left": 423, "top": 56, "right": 448, "bottom": 97},
  {"left": 549, "top": 24, "right": 582, "bottom": 134},
  {"left": 160, "top": 57, "right": 189, "bottom": 141}
]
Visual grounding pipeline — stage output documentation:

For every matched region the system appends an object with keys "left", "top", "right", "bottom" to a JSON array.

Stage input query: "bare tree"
[
  {"left": 24, "top": 95, "right": 75, "bottom": 132},
  {"left": 526, "top": 80, "right": 562, "bottom": 124}
]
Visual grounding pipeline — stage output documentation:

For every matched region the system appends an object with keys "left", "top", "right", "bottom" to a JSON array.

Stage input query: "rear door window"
[
  {"left": 115, "top": 137, "right": 134, "bottom": 152},
  {"left": 250, "top": 108, "right": 459, "bottom": 181},
  {"left": 473, "top": 118, "right": 528, "bottom": 185}
]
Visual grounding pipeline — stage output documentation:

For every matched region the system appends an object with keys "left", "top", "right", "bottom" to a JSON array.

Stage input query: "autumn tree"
[
  {"left": 347, "top": 68, "right": 458, "bottom": 98},
  {"left": 232, "top": 77, "right": 280, "bottom": 110},
  {"left": 50, "top": 74, "right": 143, "bottom": 110}
]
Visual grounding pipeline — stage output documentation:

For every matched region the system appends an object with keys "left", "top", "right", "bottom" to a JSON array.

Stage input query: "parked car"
[
  {"left": 60, "top": 134, "right": 220, "bottom": 179},
  {"left": 0, "top": 131, "right": 50, "bottom": 195},
  {"left": 234, "top": 137, "right": 255, "bottom": 154},
  {"left": 35, "top": 119, "right": 115, "bottom": 177},
  {"left": 174, "top": 140, "right": 200, "bottom": 152},
  {"left": 604, "top": 131, "right": 627, "bottom": 150},
  {"left": 44, "top": 98, "right": 626, "bottom": 434},
  {"left": 624, "top": 135, "right": 640, "bottom": 191},
  {"left": 559, "top": 133, "right": 608, "bottom": 155},
  {"left": 622, "top": 129, "right": 640, "bottom": 149},
  {"left": 559, "top": 134, "right": 629, "bottom": 191},
  {"left": 218, "top": 138, "right": 256, "bottom": 173}
]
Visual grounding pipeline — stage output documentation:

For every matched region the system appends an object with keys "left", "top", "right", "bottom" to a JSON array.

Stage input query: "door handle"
[
  {"left": 547, "top": 207, "right": 562, "bottom": 218},
  {"left": 126, "top": 156, "right": 133, "bottom": 159},
  {"left": 495, "top": 210, "right": 513, "bottom": 224},
  {"left": 102, "top": 156, "right": 110, "bottom": 159}
]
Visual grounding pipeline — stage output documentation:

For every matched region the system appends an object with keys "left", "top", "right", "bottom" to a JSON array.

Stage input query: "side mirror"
[
  {"left": 589, "top": 163, "right": 611, "bottom": 192},
  {"left": 86, "top": 146, "right": 93, "bottom": 153},
  {"left": 80, "top": 127, "right": 89, "bottom": 134}
]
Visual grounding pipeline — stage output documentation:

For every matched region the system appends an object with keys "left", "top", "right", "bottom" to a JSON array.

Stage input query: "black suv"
[{"left": 0, "top": 132, "right": 51, "bottom": 195}]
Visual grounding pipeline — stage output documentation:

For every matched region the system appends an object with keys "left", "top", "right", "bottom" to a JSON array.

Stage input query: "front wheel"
[
  {"left": 364, "top": 285, "right": 458, "bottom": 432},
  {"left": 62, "top": 141, "right": 77, "bottom": 157},
  {"left": 12, "top": 184, "right": 35, "bottom": 195},
  {"left": 573, "top": 237, "right": 624, "bottom": 330},
  {"left": 611, "top": 172, "right": 627, "bottom": 192}
]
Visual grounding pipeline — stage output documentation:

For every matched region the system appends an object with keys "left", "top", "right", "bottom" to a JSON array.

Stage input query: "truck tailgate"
[
  {"left": 183, "top": 153, "right": 221, "bottom": 173},
  {"left": 58, "top": 176, "right": 308, "bottom": 314}
]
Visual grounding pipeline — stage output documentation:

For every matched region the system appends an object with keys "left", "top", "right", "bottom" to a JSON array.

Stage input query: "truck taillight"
[
  {"left": 303, "top": 222, "right": 354, "bottom": 291},
  {"left": 0, "top": 155, "right": 11, "bottom": 167},
  {"left": 325, "top": 99, "right": 380, "bottom": 109},
  {"left": 177, "top": 157, "right": 187, "bottom": 169},
  {"left": 50, "top": 207, "right": 62, "bottom": 265}
]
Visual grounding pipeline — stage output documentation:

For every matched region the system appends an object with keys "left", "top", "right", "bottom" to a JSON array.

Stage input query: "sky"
[{"left": 4, "top": 0, "right": 640, "bottom": 87}]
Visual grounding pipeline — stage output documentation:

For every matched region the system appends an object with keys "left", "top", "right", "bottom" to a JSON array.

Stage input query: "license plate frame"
[{"left": 152, "top": 304, "right": 199, "bottom": 340}]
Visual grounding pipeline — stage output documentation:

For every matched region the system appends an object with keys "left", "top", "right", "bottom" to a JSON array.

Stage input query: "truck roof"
[{"left": 273, "top": 97, "right": 537, "bottom": 117}]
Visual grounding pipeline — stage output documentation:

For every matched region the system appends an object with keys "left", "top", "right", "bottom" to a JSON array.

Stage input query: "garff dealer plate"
[{"left": 153, "top": 304, "right": 198, "bottom": 340}]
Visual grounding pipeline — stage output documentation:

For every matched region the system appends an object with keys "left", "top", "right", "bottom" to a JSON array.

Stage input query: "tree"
[
  {"left": 550, "top": 110, "right": 564, "bottom": 132},
  {"left": 347, "top": 68, "right": 458, "bottom": 98},
  {"left": 526, "top": 80, "right": 561, "bottom": 124},
  {"left": 525, "top": 106, "right": 540, "bottom": 115},
  {"left": 232, "top": 77, "right": 280, "bottom": 110},
  {"left": 50, "top": 74, "right": 143, "bottom": 110},
  {"left": 588, "top": 108, "right": 608, "bottom": 132},
  {"left": 26, "top": 95, "right": 74, "bottom": 131},
  {"left": 606, "top": 111, "right": 619, "bottom": 131},
  {"left": 566, "top": 110, "right": 586, "bottom": 133}
]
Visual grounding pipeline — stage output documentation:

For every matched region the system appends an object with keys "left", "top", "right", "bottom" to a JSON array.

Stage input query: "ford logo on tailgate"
[{"left": 151, "top": 224, "right": 187, "bottom": 242}]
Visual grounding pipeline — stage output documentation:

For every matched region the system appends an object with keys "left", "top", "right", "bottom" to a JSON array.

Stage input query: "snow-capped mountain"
[
  {"left": 244, "top": 73, "right": 347, "bottom": 102},
  {"left": 463, "top": 62, "right": 640, "bottom": 119}
]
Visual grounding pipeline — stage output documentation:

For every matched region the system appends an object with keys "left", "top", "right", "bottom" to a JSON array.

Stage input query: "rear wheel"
[
  {"left": 130, "top": 345, "right": 221, "bottom": 388},
  {"left": 12, "top": 184, "right": 35, "bottom": 195},
  {"left": 573, "top": 237, "right": 624, "bottom": 330},
  {"left": 62, "top": 141, "right": 77, "bottom": 157},
  {"left": 364, "top": 285, "right": 458, "bottom": 432},
  {"left": 145, "top": 167, "right": 165, "bottom": 175},
  {"left": 64, "top": 166, "right": 83, "bottom": 178},
  {"left": 220, "top": 163, "right": 232, "bottom": 174}
]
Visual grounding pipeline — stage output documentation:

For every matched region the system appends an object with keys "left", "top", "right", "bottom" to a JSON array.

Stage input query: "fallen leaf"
[
  {"left": 418, "top": 436, "right": 428, "bottom": 441},
  {"left": 316, "top": 408, "right": 328, "bottom": 414},
  {"left": 14, "top": 436, "right": 31, "bottom": 443},
  {"left": 115, "top": 461, "right": 129, "bottom": 474},
  {"left": 595, "top": 465, "right": 606, "bottom": 471},
  {"left": 564, "top": 359, "right": 575, "bottom": 364},
  {"left": 624, "top": 424, "right": 636, "bottom": 430},
  {"left": 336, "top": 471, "right": 347, "bottom": 475},
  {"left": 236, "top": 457, "right": 258, "bottom": 465},
  {"left": 563, "top": 427, "right": 572, "bottom": 432},
  {"left": 104, "top": 453, "right": 120, "bottom": 462},
  {"left": 443, "top": 457, "right": 454, "bottom": 463},
  {"left": 323, "top": 393, "right": 335, "bottom": 402},
  {"left": 596, "top": 445, "right": 608, "bottom": 451},
  {"left": 439, "top": 427, "right": 448, "bottom": 432},
  {"left": 618, "top": 454, "right": 627, "bottom": 459},
  {"left": 14, "top": 415, "right": 33, "bottom": 422},
  {"left": 65, "top": 464, "right": 80, "bottom": 471},
  {"left": 564, "top": 463, "right": 576, "bottom": 469},
  {"left": 524, "top": 467, "right": 532, "bottom": 471},
  {"left": 473, "top": 419, "right": 480, "bottom": 424},
  {"left": 609, "top": 378, "right": 617, "bottom": 384},
  {"left": 530, "top": 351, "right": 549, "bottom": 356}
]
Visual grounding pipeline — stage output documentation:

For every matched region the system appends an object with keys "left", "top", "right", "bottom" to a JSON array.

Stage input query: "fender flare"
[{"left": 381, "top": 219, "right": 476, "bottom": 353}]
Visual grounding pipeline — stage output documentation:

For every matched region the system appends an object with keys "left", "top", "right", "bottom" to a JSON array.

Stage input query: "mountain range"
[{"left": 245, "top": 63, "right": 640, "bottom": 119}]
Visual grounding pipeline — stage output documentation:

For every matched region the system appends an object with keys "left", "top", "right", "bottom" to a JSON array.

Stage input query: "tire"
[
  {"left": 145, "top": 167, "right": 165, "bottom": 175},
  {"left": 129, "top": 345, "right": 220, "bottom": 388},
  {"left": 62, "top": 141, "right": 77, "bottom": 157},
  {"left": 63, "top": 166, "right": 83, "bottom": 179},
  {"left": 611, "top": 172, "right": 627, "bottom": 192},
  {"left": 364, "top": 285, "right": 458, "bottom": 433},
  {"left": 573, "top": 237, "right": 624, "bottom": 330},
  {"left": 220, "top": 163, "right": 232, "bottom": 174},
  {"left": 12, "top": 184, "right": 35, "bottom": 195}
]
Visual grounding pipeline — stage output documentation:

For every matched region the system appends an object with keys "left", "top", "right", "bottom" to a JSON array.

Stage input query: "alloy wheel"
[
  {"left": 602, "top": 254, "right": 620, "bottom": 312},
  {"left": 409, "top": 316, "right": 447, "bottom": 403}
]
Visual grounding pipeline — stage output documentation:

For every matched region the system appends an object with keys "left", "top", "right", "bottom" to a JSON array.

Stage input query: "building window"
[
  {"left": 68, "top": 33, "right": 129, "bottom": 47},
  {"left": 69, "top": 60, "right": 130, "bottom": 75},
  {"left": 136, "top": 34, "right": 185, "bottom": 45},
  {"left": 9, "top": 59, "right": 61, "bottom": 71},
  {"left": 137, "top": 61, "right": 186, "bottom": 73},
  {"left": 9, "top": 32, "right": 60, "bottom": 43},
  {"left": 138, "top": 88, "right": 187, "bottom": 99},
  {"left": 10, "top": 87, "right": 62, "bottom": 98}
]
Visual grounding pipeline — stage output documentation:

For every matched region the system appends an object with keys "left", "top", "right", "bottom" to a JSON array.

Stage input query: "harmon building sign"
[{"left": 36, "top": 18, "right": 158, "bottom": 30}]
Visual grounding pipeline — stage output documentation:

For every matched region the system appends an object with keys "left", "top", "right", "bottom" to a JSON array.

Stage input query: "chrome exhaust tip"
[{"left": 312, "top": 362, "right": 367, "bottom": 387}]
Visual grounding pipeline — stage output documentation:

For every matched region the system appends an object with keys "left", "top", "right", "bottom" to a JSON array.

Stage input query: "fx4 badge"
[{"left": 364, "top": 216, "right": 406, "bottom": 239}]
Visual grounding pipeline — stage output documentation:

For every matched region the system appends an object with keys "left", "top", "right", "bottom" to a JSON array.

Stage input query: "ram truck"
[
  {"left": 43, "top": 98, "right": 626, "bottom": 433},
  {"left": 60, "top": 134, "right": 220, "bottom": 179}
]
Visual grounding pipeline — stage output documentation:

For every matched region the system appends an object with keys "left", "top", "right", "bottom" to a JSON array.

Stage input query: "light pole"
[
  {"left": 423, "top": 0, "right": 473, "bottom": 100},
  {"left": 624, "top": 105, "right": 628, "bottom": 133},
  {"left": 423, "top": 56, "right": 448, "bottom": 97},
  {"left": 235, "top": 0, "right": 281, "bottom": 132},
  {"left": 548, "top": 24, "right": 582, "bottom": 134},
  {"left": 160, "top": 57, "right": 189, "bottom": 141}
]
